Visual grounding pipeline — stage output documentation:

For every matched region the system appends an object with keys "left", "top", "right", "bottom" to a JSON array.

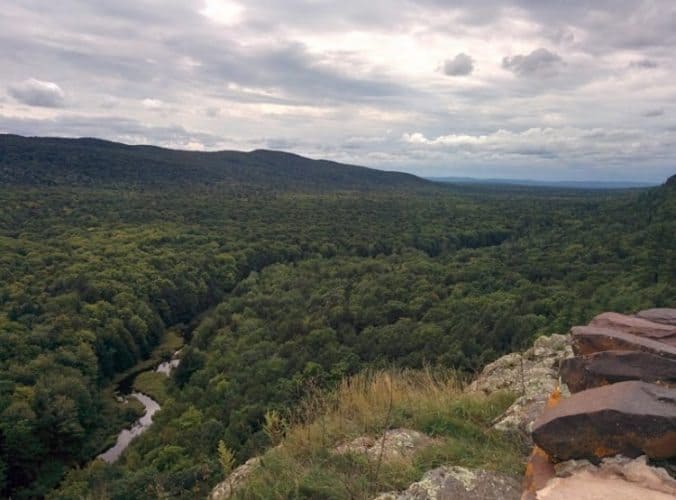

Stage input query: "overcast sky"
[{"left": 1, "top": 0, "right": 675, "bottom": 181}]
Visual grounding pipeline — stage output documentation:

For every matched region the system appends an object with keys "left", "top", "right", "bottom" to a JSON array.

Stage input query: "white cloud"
[
  {"left": 403, "top": 132, "right": 487, "bottom": 146},
  {"left": 142, "top": 98, "right": 164, "bottom": 110},
  {"left": 8, "top": 78, "right": 65, "bottom": 107},
  {"left": 200, "top": 0, "right": 244, "bottom": 26},
  {"left": 101, "top": 95, "right": 120, "bottom": 109},
  {"left": 401, "top": 127, "right": 676, "bottom": 165}
]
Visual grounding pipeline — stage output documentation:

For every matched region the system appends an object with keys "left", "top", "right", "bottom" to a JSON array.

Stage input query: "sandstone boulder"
[
  {"left": 535, "top": 455, "right": 676, "bottom": 499},
  {"left": 560, "top": 350, "right": 676, "bottom": 393},
  {"left": 570, "top": 326, "right": 676, "bottom": 360},
  {"left": 467, "top": 334, "right": 572, "bottom": 435},
  {"left": 374, "top": 466, "right": 520, "bottom": 500},
  {"left": 532, "top": 381, "right": 676, "bottom": 461},
  {"left": 637, "top": 308, "right": 676, "bottom": 326},
  {"left": 590, "top": 312, "right": 676, "bottom": 345},
  {"left": 521, "top": 446, "right": 556, "bottom": 500}
]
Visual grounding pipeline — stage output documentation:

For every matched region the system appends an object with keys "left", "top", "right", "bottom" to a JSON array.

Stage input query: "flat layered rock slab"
[
  {"left": 571, "top": 326, "right": 676, "bottom": 360},
  {"left": 590, "top": 312, "right": 676, "bottom": 345},
  {"left": 637, "top": 308, "right": 676, "bottom": 326},
  {"left": 532, "top": 381, "right": 676, "bottom": 461},
  {"left": 561, "top": 351, "right": 676, "bottom": 393},
  {"left": 536, "top": 470, "right": 676, "bottom": 500},
  {"left": 536, "top": 455, "right": 676, "bottom": 500}
]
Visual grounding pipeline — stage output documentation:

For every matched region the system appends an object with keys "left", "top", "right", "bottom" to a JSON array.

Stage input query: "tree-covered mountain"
[{"left": 0, "top": 134, "right": 429, "bottom": 191}]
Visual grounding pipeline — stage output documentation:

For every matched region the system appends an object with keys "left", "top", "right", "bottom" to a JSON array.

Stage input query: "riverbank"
[
  {"left": 112, "top": 328, "right": 184, "bottom": 391},
  {"left": 133, "top": 371, "right": 170, "bottom": 404},
  {"left": 89, "top": 387, "right": 146, "bottom": 458},
  {"left": 92, "top": 329, "right": 184, "bottom": 460},
  {"left": 98, "top": 393, "right": 162, "bottom": 463}
]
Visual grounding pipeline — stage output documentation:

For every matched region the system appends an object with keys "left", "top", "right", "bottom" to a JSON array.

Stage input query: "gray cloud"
[
  {"left": 630, "top": 59, "right": 659, "bottom": 69},
  {"left": 643, "top": 108, "right": 664, "bottom": 117},
  {"left": 502, "top": 48, "right": 563, "bottom": 77},
  {"left": 0, "top": 113, "right": 227, "bottom": 149},
  {"left": 0, "top": 1, "right": 675, "bottom": 182},
  {"left": 8, "top": 78, "right": 65, "bottom": 107},
  {"left": 170, "top": 37, "right": 418, "bottom": 105},
  {"left": 443, "top": 53, "right": 474, "bottom": 76},
  {"left": 400, "top": 126, "right": 676, "bottom": 181}
]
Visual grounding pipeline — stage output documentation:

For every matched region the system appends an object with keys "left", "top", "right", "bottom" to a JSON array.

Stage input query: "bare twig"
[
  {"left": 371, "top": 373, "right": 394, "bottom": 492},
  {"left": 519, "top": 351, "right": 526, "bottom": 397}
]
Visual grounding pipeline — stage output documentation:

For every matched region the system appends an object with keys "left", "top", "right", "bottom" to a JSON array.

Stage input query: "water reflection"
[{"left": 98, "top": 393, "right": 161, "bottom": 463}]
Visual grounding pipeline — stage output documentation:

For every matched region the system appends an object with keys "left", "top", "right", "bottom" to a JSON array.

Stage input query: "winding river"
[
  {"left": 97, "top": 352, "right": 181, "bottom": 463},
  {"left": 97, "top": 393, "right": 161, "bottom": 463}
]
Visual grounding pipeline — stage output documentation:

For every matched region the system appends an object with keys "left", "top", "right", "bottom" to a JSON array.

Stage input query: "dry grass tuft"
[
  {"left": 233, "top": 369, "right": 526, "bottom": 499},
  {"left": 284, "top": 369, "right": 462, "bottom": 454}
]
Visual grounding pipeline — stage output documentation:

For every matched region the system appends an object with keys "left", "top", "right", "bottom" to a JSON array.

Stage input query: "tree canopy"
[{"left": 0, "top": 138, "right": 673, "bottom": 497}]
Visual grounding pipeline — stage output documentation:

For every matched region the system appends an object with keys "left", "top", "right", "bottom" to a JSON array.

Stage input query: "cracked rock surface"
[
  {"left": 467, "top": 333, "right": 573, "bottom": 436},
  {"left": 334, "top": 428, "right": 437, "bottom": 461},
  {"left": 373, "top": 466, "right": 520, "bottom": 500}
]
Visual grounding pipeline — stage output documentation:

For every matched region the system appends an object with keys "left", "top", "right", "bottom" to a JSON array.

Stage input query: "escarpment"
[
  {"left": 209, "top": 309, "right": 676, "bottom": 499},
  {"left": 522, "top": 308, "right": 676, "bottom": 500}
]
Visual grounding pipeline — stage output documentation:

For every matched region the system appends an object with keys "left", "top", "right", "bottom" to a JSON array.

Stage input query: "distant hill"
[
  {"left": 0, "top": 134, "right": 430, "bottom": 191},
  {"left": 427, "top": 176, "right": 658, "bottom": 190}
]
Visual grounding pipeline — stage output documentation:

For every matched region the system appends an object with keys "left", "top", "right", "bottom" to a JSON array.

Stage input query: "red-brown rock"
[
  {"left": 561, "top": 350, "right": 676, "bottom": 393},
  {"left": 521, "top": 446, "right": 556, "bottom": 500},
  {"left": 536, "top": 455, "right": 676, "bottom": 499},
  {"left": 570, "top": 326, "right": 676, "bottom": 360},
  {"left": 532, "top": 381, "right": 676, "bottom": 461},
  {"left": 589, "top": 312, "right": 676, "bottom": 345},
  {"left": 637, "top": 308, "right": 676, "bottom": 326}
]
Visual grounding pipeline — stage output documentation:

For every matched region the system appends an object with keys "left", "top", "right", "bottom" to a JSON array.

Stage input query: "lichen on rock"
[
  {"left": 209, "top": 457, "right": 261, "bottom": 500},
  {"left": 467, "top": 333, "right": 573, "bottom": 436},
  {"left": 374, "top": 466, "right": 521, "bottom": 499},
  {"left": 334, "top": 428, "right": 437, "bottom": 461}
]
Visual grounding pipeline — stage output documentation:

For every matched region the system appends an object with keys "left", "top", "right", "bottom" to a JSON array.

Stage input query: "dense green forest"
[{"left": 0, "top": 137, "right": 673, "bottom": 498}]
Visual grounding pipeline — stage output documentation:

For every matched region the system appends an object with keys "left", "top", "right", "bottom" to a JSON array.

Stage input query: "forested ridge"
[
  {"left": 0, "top": 137, "right": 673, "bottom": 498},
  {"left": 0, "top": 135, "right": 428, "bottom": 191}
]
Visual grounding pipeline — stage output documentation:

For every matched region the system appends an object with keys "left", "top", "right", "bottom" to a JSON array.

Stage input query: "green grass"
[
  {"left": 233, "top": 369, "right": 526, "bottom": 499},
  {"left": 132, "top": 371, "right": 170, "bottom": 404}
]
